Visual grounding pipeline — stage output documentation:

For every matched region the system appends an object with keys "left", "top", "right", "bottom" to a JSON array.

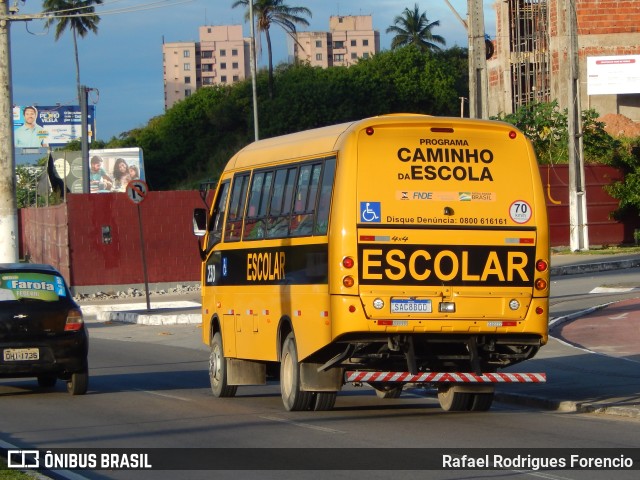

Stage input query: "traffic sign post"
[{"left": 126, "top": 180, "right": 151, "bottom": 311}]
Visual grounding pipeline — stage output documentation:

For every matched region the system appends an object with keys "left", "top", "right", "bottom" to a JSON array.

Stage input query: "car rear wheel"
[
  {"left": 37, "top": 374, "right": 57, "bottom": 388},
  {"left": 67, "top": 369, "right": 89, "bottom": 395}
]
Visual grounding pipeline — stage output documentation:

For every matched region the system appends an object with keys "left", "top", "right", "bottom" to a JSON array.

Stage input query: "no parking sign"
[
  {"left": 125, "top": 179, "right": 151, "bottom": 310},
  {"left": 126, "top": 180, "right": 149, "bottom": 204}
]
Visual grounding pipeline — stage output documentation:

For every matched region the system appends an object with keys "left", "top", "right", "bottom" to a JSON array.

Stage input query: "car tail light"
[{"left": 65, "top": 309, "right": 84, "bottom": 331}]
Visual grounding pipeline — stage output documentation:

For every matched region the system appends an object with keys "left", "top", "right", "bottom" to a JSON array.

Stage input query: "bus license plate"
[
  {"left": 390, "top": 299, "right": 432, "bottom": 313},
  {"left": 3, "top": 348, "right": 39, "bottom": 361}
]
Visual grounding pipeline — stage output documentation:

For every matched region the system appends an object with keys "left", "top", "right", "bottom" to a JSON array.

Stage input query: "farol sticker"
[{"left": 509, "top": 200, "right": 532, "bottom": 224}]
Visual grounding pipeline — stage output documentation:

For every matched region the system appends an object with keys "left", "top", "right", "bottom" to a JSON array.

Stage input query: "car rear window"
[{"left": 0, "top": 272, "right": 68, "bottom": 302}]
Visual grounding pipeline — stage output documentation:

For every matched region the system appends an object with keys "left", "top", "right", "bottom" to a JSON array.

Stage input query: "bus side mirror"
[{"left": 193, "top": 208, "right": 207, "bottom": 237}]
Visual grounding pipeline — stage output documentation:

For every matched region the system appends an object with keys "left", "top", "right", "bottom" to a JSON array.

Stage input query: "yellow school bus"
[{"left": 193, "top": 114, "right": 549, "bottom": 412}]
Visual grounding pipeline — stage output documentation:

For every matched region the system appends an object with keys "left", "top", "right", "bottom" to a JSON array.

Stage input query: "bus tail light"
[
  {"left": 535, "top": 278, "right": 547, "bottom": 291},
  {"left": 342, "top": 257, "right": 354, "bottom": 269},
  {"left": 343, "top": 276, "right": 355, "bottom": 288},
  {"left": 536, "top": 259, "right": 548, "bottom": 272}
]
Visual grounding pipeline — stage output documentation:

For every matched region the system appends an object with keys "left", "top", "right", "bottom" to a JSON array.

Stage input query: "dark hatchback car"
[{"left": 0, "top": 263, "right": 89, "bottom": 395}]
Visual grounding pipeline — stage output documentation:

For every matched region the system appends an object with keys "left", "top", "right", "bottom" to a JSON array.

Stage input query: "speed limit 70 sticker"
[{"left": 509, "top": 200, "right": 532, "bottom": 224}]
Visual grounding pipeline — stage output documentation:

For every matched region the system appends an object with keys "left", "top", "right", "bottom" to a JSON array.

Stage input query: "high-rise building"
[
  {"left": 163, "top": 25, "right": 250, "bottom": 110},
  {"left": 163, "top": 16, "right": 379, "bottom": 110},
  {"left": 293, "top": 15, "right": 380, "bottom": 67}
]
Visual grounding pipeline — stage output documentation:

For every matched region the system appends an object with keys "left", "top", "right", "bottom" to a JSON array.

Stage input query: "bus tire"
[
  {"left": 469, "top": 392, "right": 494, "bottom": 411},
  {"left": 312, "top": 392, "right": 337, "bottom": 411},
  {"left": 210, "top": 332, "right": 237, "bottom": 398},
  {"left": 437, "top": 385, "right": 472, "bottom": 412},
  {"left": 280, "top": 332, "right": 313, "bottom": 411}
]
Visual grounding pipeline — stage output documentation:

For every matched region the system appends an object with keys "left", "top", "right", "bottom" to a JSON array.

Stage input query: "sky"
[{"left": 9, "top": 0, "right": 496, "bottom": 143}]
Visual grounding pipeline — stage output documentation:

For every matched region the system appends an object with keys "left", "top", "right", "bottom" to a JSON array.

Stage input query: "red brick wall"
[
  {"left": 540, "top": 164, "right": 639, "bottom": 246},
  {"left": 19, "top": 204, "right": 71, "bottom": 282},
  {"left": 20, "top": 191, "right": 204, "bottom": 288},
  {"left": 576, "top": 0, "right": 640, "bottom": 35}
]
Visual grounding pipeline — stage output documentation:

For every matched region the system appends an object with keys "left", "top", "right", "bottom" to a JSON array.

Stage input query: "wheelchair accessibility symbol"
[{"left": 361, "top": 202, "right": 381, "bottom": 223}]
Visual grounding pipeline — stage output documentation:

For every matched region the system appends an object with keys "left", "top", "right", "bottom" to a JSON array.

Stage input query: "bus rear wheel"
[
  {"left": 280, "top": 333, "right": 313, "bottom": 411},
  {"left": 312, "top": 392, "right": 337, "bottom": 411},
  {"left": 469, "top": 392, "right": 495, "bottom": 411},
  {"left": 210, "top": 332, "right": 237, "bottom": 398},
  {"left": 437, "top": 385, "right": 472, "bottom": 411}
]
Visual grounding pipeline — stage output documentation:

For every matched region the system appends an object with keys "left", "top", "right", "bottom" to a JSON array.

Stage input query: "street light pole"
[
  {"left": 249, "top": 1, "right": 259, "bottom": 141},
  {"left": 0, "top": 0, "right": 19, "bottom": 262}
]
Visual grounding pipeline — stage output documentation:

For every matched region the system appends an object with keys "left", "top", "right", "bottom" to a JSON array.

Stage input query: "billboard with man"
[{"left": 13, "top": 105, "right": 96, "bottom": 148}]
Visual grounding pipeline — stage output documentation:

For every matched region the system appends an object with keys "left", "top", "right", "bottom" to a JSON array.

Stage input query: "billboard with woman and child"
[{"left": 51, "top": 148, "right": 145, "bottom": 194}]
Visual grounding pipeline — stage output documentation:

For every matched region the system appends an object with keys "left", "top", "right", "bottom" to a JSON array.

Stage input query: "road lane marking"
[
  {"left": 134, "top": 389, "right": 192, "bottom": 402},
  {"left": 590, "top": 286, "right": 637, "bottom": 293},
  {"left": 259, "top": 415, "right": 345, "bottom": 434}
]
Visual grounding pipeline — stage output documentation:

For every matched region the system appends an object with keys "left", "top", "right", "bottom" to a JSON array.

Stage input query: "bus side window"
[
  {"left": 290, "top": 163, "right": 321, "bottom": 237},
  {"left": 315, "top": 157, "right": 335, "bottom": 235},
  {"left": 224, "top": 173, "right": 249, "bottom": 243},
  {"left": 207, "top": 181, "right": 230, "bottom": 250},
  {"left": 244, "top": 171, "right": 273, "bottom": 240},
  {"left": 267, "top": 168, "right": 290, "bottom": 238}
]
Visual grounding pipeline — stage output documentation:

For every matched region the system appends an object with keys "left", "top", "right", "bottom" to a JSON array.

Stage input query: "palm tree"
[
  {"left": 232, "top": 0, "right": 311, "bottom": 98},
  {"left": 386, "top": 3, "right": 446, "bottom": 52},
  {"left": 43, "top": 1, "right": 103, "bottom": 98}
]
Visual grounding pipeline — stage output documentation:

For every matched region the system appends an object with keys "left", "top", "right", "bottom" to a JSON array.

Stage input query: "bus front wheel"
[
  {"left": 210, "top": 332, "right": 237, "bottom": 398},
  {"left": 280, "top": 333, "right": 313, "bottom": 411}
]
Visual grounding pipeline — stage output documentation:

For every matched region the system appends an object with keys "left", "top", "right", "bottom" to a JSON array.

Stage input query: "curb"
[
  {"left": 550, "top": 258, "right": 640, "bottom": 276},
  {"left": 98, "top": 309, "right": 201, "bottom": 325},
  {"left": 81, "top": 301, "right": 201, "bottom": 326},
  {"left": 495, "top": 392, "right": 640, "bottom": 419}
]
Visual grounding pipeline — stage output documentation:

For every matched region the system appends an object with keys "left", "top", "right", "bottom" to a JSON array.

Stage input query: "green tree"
[
  {"left": 16, "top": 165, "right": 47, "bottom": 208},
  {"left": 43, "top": 1, "right": 103, "bottom": 98},
  {"left": 232, "top": 0, "right": 311, "bottom": 98},
  {"left": 386, "top": 3, "right": 446, "bottom": 52}
]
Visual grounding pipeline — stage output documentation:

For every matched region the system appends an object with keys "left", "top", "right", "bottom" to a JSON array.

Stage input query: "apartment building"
[
  {"left": 488, "top": 0, "right": 640, "bottom": 121},
  {"left": 293, "top": 15, "right": 380, "bottom": 67},
  {"left": 163, "top": 25, "right": 251, "bottom": 109}
]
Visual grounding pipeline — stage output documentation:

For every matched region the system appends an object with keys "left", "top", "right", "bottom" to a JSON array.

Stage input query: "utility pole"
[
  {"left": 567, "top": 0, "right": 589, "bottom": 250},
  {"left": 79, "top": 85, "right": 90, "bottom": 192},
  {"left": 0, "top": 2, "right": 46, "bottom": 262},
  {"left": 443, "top": 0, "right": 488, "bottom": 119},
  {"left": 0, "top": 0, "right": 18, "bottom": 262},
  {"left": 467, "top": 0, "right": 488, "bottom": 119}
]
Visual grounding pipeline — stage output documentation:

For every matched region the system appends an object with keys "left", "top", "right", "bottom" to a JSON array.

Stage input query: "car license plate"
[
  {"left": 3, "top": 348, "right": 39, "bottom": 361},
  {"left": 390, "top": 299, "right": 432, "bottom": 313}
]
